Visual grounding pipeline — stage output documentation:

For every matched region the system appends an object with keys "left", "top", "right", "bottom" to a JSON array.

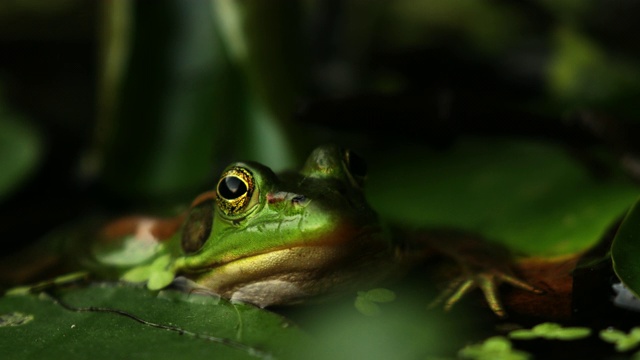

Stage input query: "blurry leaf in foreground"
[
  {"left": 600, "top": 327, "right": 640, "bottom": 352},
  {"left": 459, "top": 336, "right": 530, "bottom": 360},
  {"left": 300, "top": 295, "right": 451, "bottom": 360},
  {"left": 508, "top": 322, "right": 591, "bottom": 340},
  {"left": 354, "top": 288, "right": 396, "bottom": 316}
]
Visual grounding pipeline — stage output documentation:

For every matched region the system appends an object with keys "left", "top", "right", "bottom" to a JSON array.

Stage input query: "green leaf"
[
  {"left": 363, "top": 288, "right": 396, "bottom": 303},
  {"left": 302, "top": 295, "right": 452, "bottom": 359},
  {"left": 147, "top": 270, "right": 175, "bottom": 291},
  {"left": 369, "top": 138, "right": 638, "bottom": 256},
  {"left": 508, "top": 323, "right": 591, "bottom": 341},
  {"left": 600, "top": 327, "right": 640, "bottom": 352},
  {"left": 354, "top": 289, "right": 396, "bottom": 316},
  {"left": 612, "top": 198, "right": 640, "bottom": 298},
  {"left": 354, "top": 294, "right": 381, "bottom": 316},
  {"left": 0, "top": 284, "right": 309, "bottom": 359},
  {"left": 459, "top": 336, "right": 531, "bottom": 360},
  {"left": 120, "top": 266, "right": 152, "bottom": 283},
  {"left": 100, "top": 0, "right": 239, "bottom": 201},
  {"left": 600, "top": 328, "right": 627, "bottom": 343}
]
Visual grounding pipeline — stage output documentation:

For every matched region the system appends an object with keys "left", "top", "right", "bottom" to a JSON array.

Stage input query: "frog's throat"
[
  {"left": 173, "top": 238, "right": 356, "bottom": 275},
  {"left": 177, "top": 244, "right": 391, "bottom": 307},
  {"left": 173, "top": 224, "right": 387, "bottom": 275}
]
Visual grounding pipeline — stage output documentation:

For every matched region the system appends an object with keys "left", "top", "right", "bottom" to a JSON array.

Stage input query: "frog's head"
[{"left": 172, "top": 145, "right": 390, "bottom": 305}]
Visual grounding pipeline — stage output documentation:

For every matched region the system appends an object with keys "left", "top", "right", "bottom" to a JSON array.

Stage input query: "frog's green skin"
[
  {"left": 8, "top": 145, "right": 538, "bottom": 316},
  {"left": 170, "top": 145, "right": 396, "bottom": 307}
]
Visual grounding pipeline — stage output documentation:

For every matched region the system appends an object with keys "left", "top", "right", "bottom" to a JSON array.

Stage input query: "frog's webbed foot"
[{"left": 429, "top": 270, "right": 543, "bottom": 318}]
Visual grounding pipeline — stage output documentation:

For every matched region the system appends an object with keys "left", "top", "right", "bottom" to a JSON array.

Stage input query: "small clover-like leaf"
[
  {"left": 508, "top": 330, "right": 539, "bottom": 340},
  {"left": 354, "top": 288, "right": 396, "bottom": 316},
  {"left": 150, "top": 254, "right": 172, "bottom": 270},
  {"left": 532, "top": 322, "right": 562, "bottom": 334},
  {"left": 459, "top": 336, "right": 531, "bottom": 360},
  {"left": 600, "top": 327, "right": 640, "bottom": 352},
  {"left": 509, "top": 323, "right": 591, "bottom": 341},
  {"left": 363, "top": 288, "right": 396, "bottom": 303},
  {"left": 600, "top": 328, "right": 627, "bottom": 342},
  {"left": 121, "top": 255, "right": 173, "bottom": 284},
  {"left": 121, "top": 265, "right": 153, "bottom": 283},
  {"left": 552, "top": 327, "right": 592, "bottom": 340},
  {"left": 355, "top": 293, "right": 381, "bottom": 316},
  {"left": 147, "top": 270, "right": 175, "bottom": 291}
]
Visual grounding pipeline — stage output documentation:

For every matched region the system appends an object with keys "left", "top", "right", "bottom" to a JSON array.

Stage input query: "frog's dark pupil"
[
  {"left": 346, "top": 150, "right": 367, "bottom": 178},
  {"left": 218, "top": 176, "right": 247, "bottom": 200}
]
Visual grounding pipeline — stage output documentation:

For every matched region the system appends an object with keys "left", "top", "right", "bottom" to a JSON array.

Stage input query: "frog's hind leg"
[{"left": 429, "top": 271, "right": 543, "bottom": 318}]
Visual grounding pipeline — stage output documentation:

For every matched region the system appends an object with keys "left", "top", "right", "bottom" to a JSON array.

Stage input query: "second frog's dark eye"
[
  {"left": 345, "top": 149, "right": 367, "bottom": 179},
  {"left": 216, "top": 167, "right": 255, "bottom": 216}
]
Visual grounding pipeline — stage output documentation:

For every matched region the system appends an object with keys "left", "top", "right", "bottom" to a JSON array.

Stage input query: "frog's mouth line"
[
  {"left": 184, "top": 243, "right": 336, "bottom": 273},
  {"left": 183, "top": 225, "right": 381, "bottom": 274}
]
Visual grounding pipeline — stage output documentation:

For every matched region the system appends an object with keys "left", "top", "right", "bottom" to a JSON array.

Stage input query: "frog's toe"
[
  {"left": 477, "top": 274, "right": 506, "bottom": 318},
  {"left": 500, "top": 273, "right": 544, "bottom": 294},
  {"left": 428, "top": 276, "right": 475, "bottom": 312},
  {"left": 429, "top": 272, "right": 541, "bottom": 317}
]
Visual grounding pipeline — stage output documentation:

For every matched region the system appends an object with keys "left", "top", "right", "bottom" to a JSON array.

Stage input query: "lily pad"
[
  {"left": 0, "top": 284, "right": 309, "bottom": 359},
  {"left": 368, "top": 138, "right": 638, "bottom": 256}
]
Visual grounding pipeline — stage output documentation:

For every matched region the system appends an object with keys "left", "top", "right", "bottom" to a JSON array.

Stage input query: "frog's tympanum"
[{"left": 3, "top": 145, "right": 547, "bottom": 317}]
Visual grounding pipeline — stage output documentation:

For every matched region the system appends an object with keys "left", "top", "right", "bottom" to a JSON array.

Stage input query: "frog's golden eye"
[
  {"left": 344, "top": 149, "right": 367, "bottom": 187},
  {"left": 216, "top": 167, "right": 255, "bottom": 216}
]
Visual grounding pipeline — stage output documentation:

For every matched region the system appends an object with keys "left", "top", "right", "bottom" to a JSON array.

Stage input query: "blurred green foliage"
[{"left": 0, "top": 94, "right": 40, "bottom": 203}]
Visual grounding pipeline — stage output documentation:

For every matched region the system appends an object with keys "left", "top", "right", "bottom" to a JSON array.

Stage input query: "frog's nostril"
[{"left": 292, "top": 195, "right": 306, "bottom": 204}]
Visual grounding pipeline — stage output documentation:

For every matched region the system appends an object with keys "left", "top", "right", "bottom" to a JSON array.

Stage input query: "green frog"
[{"left": 3, "top": 145, "right": 542, "bottom": 317}]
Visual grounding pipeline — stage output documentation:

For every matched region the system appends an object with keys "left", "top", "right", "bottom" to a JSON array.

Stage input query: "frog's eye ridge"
[
  {"left": 216, "top": 167, "right": 255, "bottom": 216},
  {"left": 345, "top": 149, "right": 367, "bottom": 179}
]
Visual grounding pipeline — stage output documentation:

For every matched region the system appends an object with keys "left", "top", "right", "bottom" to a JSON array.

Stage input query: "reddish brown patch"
[
  {"left": 0, "top": 254, "right": 63, "bottom": 284},
  {"left": 191, "top": 191, "right": 216, "bottom": 207},
  {"left": 151, "top": 214, "right": 186, "bottom": 240},
  {"left": 505, "top": 254, "right": 581, "bottom": 320},
  {"left": 99, "top": 214, "right": 186, "bottom": 243}
]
